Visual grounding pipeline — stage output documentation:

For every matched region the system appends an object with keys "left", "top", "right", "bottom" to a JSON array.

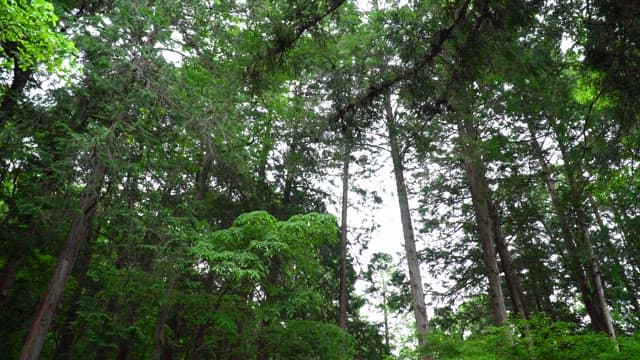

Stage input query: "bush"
[{"left": 424, "top": 316, "right": 640, "bottom": 360}]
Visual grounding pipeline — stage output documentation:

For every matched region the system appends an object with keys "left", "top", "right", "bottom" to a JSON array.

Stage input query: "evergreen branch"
[{"left": 328, "top": 0, "right": 473, "bottom": 124}]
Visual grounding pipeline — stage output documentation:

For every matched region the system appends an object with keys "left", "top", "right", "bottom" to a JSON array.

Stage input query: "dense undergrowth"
[{"left": 420, "top": 317, "right": 640, "bottom": 360}]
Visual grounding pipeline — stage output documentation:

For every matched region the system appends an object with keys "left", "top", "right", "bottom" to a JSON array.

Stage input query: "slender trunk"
[
  {"left": 189, "top": 273, "right": 229, "bottom": 360},
  {"left": 152, "top": 274, "right": 179, "bottom": 360},
  {"left": 53, "top": 292, "right": 81, "bottom": 360},
  {"left": 381, "top": 271, "right": 390, "bottom": 350},
  {"left": 257, "top": 257, "right": 283, "bottom": 360},
  {"left": 256, "top": 118, "right": 273, "bottom": 204},
  {"left": 457, "top": 118, "right": 507, "bottom": 326},
  {"left": 189, "top": 323, "right": 210, "bottom": 360},
  {"left": 554, "top": 126, "right": 615, "bottom": 337},
  {"left": 53, "top": 235, "right": 96, "bottom": 360},
  {"left": 384, "top": 92, "right": 430, "bottom": 350},
  {"left": 282, "top": 171, "right": 294, "bottom": 207},
  {"left": 588, "top": 196, "right": 605, "bottom": 230},
  {"left": 93, "top": 254, "right": 124, "bottom": 360},
  {"left": 195, "top": 151, "right": 215, "bottom": 202},
  {"left": 338, "top": 127, "right": 350, "bottom": 330},
  {"left": 489, "top": 201, "right": 529, "bottom": 319},
  {"left": 527, "top": 121, "right": 612, "bottom": 334},
  {"left": 566, "top": 171, "right": 616, "bottom": 341},
  {"left": 282, "top": 143, "right": 297, "bottom": 208},
  {"left": 612, "top": 208, "right": 640, "bottom": 292},
  {"left": 589, "top": 195, "right": 640, "bottom": 315},
  {"left": 20, "top": 161, "right": 105, "bottom": 360}
]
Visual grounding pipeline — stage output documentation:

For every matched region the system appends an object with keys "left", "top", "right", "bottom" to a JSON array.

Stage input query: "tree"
[
  {"left": 384, "top": 91, "right": 431, "bottom": 347},
  {"left": 4, "top": 0, "right": 640, "bottom": 358},
  {"left": 0, "top": 0, "right": 75, "bottom": 120},
  {"left": 192, "top": 211, "right": 353, "bottom": 359}
]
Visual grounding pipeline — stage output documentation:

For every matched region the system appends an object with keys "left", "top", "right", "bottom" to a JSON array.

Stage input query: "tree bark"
[
  {"left": 52, "top": 235, "right": 96, "bottom": 360},
  {"left": 382, "top": 272, "right": 390, "bottom": 350},
  {"left": 19, "top": 161, "right": 105, "bottom": 360},
  {"left": 153, "top": 274, "right": 179, "bottom": 360},
  {"left": 384, "top": 92, "right": 430, "bottom": 351},
  {"left": 489, "top": 201, "right": 529, "bottom": 319},
  {"left": 195, "top": 151, "right": 215, "bottom": 202},
  {"left": 256, "top": 118, "right": 274, "bottom": 204},
  {"left": 527, "top": 121, "right": 614, "bottom": 335},
  {"left": 588, "top": 195, "right": 640, "bottom": 316},
  {"left": 282, "top": 143, "right": 297, "bottom": 208},
  {"left": 338, "top": 126, "right": 350, "bottom": 330},
  {"left": 566, "top": 170, "right": 616, "bottom": 340},
  {"left": 457, "top": 117, "right": 507, "bottom": 326},
  {"left": 553, "top": 126, "right": 616, "bottom": 337}
]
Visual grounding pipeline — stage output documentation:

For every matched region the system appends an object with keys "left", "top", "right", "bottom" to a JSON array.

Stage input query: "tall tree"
[
  {"left": 455, "top": 114, "right": 507, "bottom": 326},
  {"left": 338, "top": 123, "right": 351, "bottom": 330},
  {"left": 384, "top": 91, "right": 430, "bottom": 347}
]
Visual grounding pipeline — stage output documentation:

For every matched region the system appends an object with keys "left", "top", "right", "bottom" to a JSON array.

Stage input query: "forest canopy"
[{"left": 1, "top": 0, "right": 639, "bottom": 359}]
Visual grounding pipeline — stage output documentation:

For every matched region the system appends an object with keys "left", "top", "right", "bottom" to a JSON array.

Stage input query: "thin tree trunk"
[
  {"left": 153, "top": 274, "right": 179, "bottom": 360},
  {"left": 554, "top": 126, "right": 615, "bottom": 338},
  {"left": 566, "top": 170, "right": 616, "bottom": 341},
  {"left": 382, "top": 273, "right": 390, "bottom": 350},
  {"left": 195, "top": 151, "right": 215, "bottom": 202},
  {"left": 489, "top": 201, "right": 529, "bottom": 319},
  {"left": 384, "top": 92, "right": 430, "bottom": 351},
  {"left": 256, "top": 118, "right": 273, "bottom": 204},
  {"left": 257, "top": 257, "right": 284, "bottom": 360},
  {"left": 53, "top": 235, "right": 96, "bottom": 360},
  {"left": 588, "top": 195, "right": 640, "bottom": 315},
  {"left": 20, "top": 161, "right": 105, "bottom": 360},
  {"left": 190, "top": 279, "right": 233, "bottom": 359},
  {"left": 527, "top": 121, "right": 611, "bottom": 333},
  {"left": 282, "top": 143, "right": 298, "bottom": 208},
  {"left": 338, "top": 126, "right": 350, "bottom": 330},
  {"left": 189, "top": 323, "right": 210, "bottom": 360},
  {"left": 457, "top": 117, "right": 507, "bottom": 326}
]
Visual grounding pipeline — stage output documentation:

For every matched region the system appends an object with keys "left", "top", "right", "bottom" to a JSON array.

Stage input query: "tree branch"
[{"left": 328, "top": 0, "right": 473, "bottom": 124}]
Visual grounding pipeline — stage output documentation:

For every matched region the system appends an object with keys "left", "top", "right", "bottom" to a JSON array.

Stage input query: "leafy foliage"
[
  {"left": 427, "top": 316, "right": 640, "bottom": 360},
  {"left": 1, "top": 0, "right": 640, "bottom": 359},
  {"left": 0, "top": 0, "right": 76, "bottom": 71}
]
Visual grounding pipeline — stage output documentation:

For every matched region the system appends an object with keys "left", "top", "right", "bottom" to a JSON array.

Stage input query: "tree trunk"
[
  {"left": 19, "top": 161, "right": 105, "bottom": 360},
  {"left": 282, "top": 143, "right": 297, "bottom": 208},
  {"left": 489, "top": 201, "right": 529, "bottom": 319},
  {"left": 153, "top": 274, "right": 179, "bottom": 360},
  {"left": 552, "top": 124, "right": 616, "bottom": 338},
  {"left": 589, "top": 195, "right": 640, "bottom": 316},
  {"left": 384, "top": 92, "right": 430, "bottom": 351},
  {"left": 338, "top": 127, "right": 350, "bottom": 330},
  {"left": 566, "top": 170, "right": 616, "bottom": 340},
  {"left": 527, "top": 121, "right": 613, "bottom": 334},
  {"left": 382, "top": 274, "right": 390, "bottom": 350},
  {"left": 256, "top": 118, "right": 273, "bottom": 204},
  {"left": 195, "top": 151, "right": 215, "bottom": 202},
  {"left": 189, "top": 323, "right": 210, "bottom": 360},
  {"left": 457, "top": 117, "right": 507, "bottom": 326},
  {"left": 53, "top": 235, "right": 96, "bottom": 360}
]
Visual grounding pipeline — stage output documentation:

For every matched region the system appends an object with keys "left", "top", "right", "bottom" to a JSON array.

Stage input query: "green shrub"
[{"left": 424, "top": 316, "right": 640, "bottom": 360}]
